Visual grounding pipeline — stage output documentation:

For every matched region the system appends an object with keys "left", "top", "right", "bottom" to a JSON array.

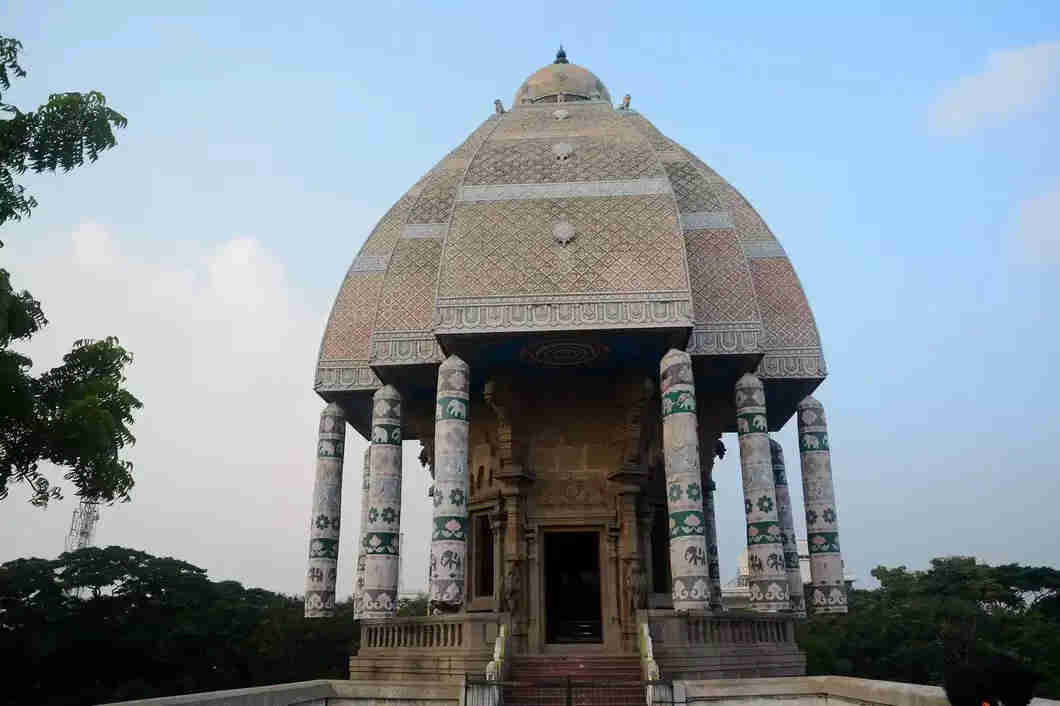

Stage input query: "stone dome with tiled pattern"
[{"left": 315, "top": 55, "right": 825, "bottom": 432}]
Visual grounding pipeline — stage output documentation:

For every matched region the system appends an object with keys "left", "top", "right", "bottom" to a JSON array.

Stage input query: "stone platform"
[{"left": 99, "top": 676, "right": 1060, "bottom": 706}]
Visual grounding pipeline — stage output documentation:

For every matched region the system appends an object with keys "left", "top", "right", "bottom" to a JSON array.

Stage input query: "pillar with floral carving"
[
  {"left": 797, "top": 396, "right": 847, "bottom": 613},
  {"left": 735, "top": 373, "right": 789, "bottom": 612},
  {"left": 353, "top": 447, "right": 370, "bottom": 618},
  {"left": 305, "top": 402, "right": 345, "bottom": 618},
  {"left": 659, "top": 349, "right": 712, "bottom": 611},
  {"left": 770, "top": 439, "right": 806, "bottom": 616},
  {"left": 362, "top": 385, "right": 403, "bottom": 618},
  {"left": 430, "top": 355, "right": 470, "bottom": 612}
]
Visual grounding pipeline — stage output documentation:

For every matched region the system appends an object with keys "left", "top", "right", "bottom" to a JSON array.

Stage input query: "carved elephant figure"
[
  {"left": 676, "top": 392, "right": 695, "bottom": 411},
  {"left": 372, "top": 426, "right": 389, "bottom": 442},
  {"left": 803, "top": 434, "right": 820, "bottom": 449},
  {"left": 440, "top": 550, "right": 462, "bottom": 572},
  {"left": 752, "top": 415, "right": 767, "bottom": 430},
  {"left": 737, "top": 417, "right": 749, "bottom": 432},
  {"left": 662, "top": 397, "right": 674, "bottom": 413},
  {"left": 684, "top": 546, "right": 706, "bottom": 566},
  {"left": 446, "top": 399, "right": 467, "bottom": 418}
]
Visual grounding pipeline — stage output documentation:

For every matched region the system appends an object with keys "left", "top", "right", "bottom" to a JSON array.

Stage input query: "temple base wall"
[
  {"left": 351, "top": 614, "right": 504, "bottom": 683},
  {"left": 643, "top": 609, "right": 805, "bottom": 680}
]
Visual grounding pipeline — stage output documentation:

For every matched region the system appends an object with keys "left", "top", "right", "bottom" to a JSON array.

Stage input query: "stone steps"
[{"left": 504, "top": 655, "right": 645, "bottom": 706}]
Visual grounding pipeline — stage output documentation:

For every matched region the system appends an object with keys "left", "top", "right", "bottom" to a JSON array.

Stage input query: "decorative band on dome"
[{"left": 457, "top": 177, "right": 670, "bottom": 202}]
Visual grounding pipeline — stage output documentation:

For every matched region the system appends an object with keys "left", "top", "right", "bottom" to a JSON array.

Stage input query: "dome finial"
[{"left": 554, "top": 45, "right": 568, "bottom": 64}]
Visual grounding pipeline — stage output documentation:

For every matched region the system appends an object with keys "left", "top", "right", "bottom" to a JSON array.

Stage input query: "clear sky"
[{"left": 2, "top": 1, "right": 1059, "bottom": 599}]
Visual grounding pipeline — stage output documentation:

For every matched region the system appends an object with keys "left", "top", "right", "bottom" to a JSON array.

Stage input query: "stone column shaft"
[
  {"left": 353, "top": 447, "right": 370, "bottom": 619},
  {"left": 703, "top": 473, "right": 724, "bottom": 611},
  {"left": 697, "top": 436, "right": 724, "bottom": 611},
  {"left": 771, "top": 439, "right": 806, "bottom": 616},
  {"left": 797, "top": 396, "right": 847, "bottom": 613},
  {"left": 430, "top": 355, "right": 470, "bottom": 612},
  {"left": 305, "top": 402, "right": 345, "bottom": 618},
  {"left": 362, "top": 385, "right": 403, "bottom": 618},
  {"left": 735, "top": 373, "right": 789, "bottom": 611},
  {"left": 660, "top": 349, "right": 711, "bottom": 611}
]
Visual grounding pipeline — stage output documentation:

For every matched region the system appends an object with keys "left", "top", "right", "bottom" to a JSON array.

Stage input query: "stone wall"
[{"left": 674, "top": 676, "right": 1058, "bottom": 706}]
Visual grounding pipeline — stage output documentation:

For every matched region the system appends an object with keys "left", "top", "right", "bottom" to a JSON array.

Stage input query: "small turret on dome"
[{"left": 514, "top": 48, "right": 611, "bottom": 105}]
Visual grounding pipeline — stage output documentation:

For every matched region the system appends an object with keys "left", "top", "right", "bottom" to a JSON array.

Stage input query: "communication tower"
[{"left": 64, "top": 499, "right": 100, "bottom": 554}]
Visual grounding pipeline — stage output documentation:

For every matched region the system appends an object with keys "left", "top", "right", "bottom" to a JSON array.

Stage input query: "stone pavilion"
[{"left": 304, "top": 49, "right": 847, "bottom": 682}]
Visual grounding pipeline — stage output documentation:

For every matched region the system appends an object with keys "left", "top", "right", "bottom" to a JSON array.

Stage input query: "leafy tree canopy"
[
  {"left": 1, "top": 36, "right": 128, "bottom": 230},
  {"left": 0, "top": 35, "right": 140, "bottom": 506},
  {"left": 798, "top": 556, "right": 1060, "bottom": 699},
  {"left": 0, "top": 547, "right": 358, "bottom": 706}
]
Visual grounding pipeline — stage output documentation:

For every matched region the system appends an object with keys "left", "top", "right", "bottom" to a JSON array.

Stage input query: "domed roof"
[
  {"left": 316, "top": 56, "right": 826, "bottom": 434},
  {"left": 514, "top": 48, "right": 611, "bottom": 105}
]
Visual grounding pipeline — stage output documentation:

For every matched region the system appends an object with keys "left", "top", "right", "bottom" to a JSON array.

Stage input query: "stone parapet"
[
  {"left": 98, "top": 680, "right": 460, "bottom": 706},
  {"left": 353, "top": 614, "right": 508, "bottom": 683},
  {"left": 642, "top": 609, "right": 804, "bottom": 680},
  {"left": 676, "top": 676, "right": 1059, "bottom": 706}
]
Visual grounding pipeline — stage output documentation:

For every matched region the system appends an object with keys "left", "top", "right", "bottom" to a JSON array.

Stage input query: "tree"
[
  {"left": 0, "top": 35, "right": 139, "bottom": 506},
  {"left": 0, "top": 547, "right": 360, "bottom": 705},
  {"left": 1, "top": 37, "right": 128, "bottom": 230},
  {"left": 797, "top": 557, "right": 1060, "bottom": 699}
]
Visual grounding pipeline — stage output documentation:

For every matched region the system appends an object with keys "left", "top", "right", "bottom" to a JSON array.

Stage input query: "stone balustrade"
[
  {"left": 352, "top": 613, "right": 507, "bottom": 683},
  {"left": 361, "top": 616, "right": 466, "bottom": 649},
  {"left": 642, "top": 610, "right": 804, "bottom": 680}
]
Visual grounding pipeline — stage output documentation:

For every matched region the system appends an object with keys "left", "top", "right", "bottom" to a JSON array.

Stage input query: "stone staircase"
[{"left": 504, "top": 655, "right": 645, "bottom": 706}]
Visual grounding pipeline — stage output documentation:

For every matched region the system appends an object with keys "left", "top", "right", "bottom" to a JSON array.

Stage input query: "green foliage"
[
  {"left": 797, "top": 557, "right": 1060, "bottom": 699},
  {"left": 0, "top": 547, "right": 359, "bottom": 706},
  {"left": 0, "top": 35, "right": 140, "bottom": 506},
  {"left": 0, "top": 36, "right": 128, "bottom": 229},
  {"left": 396, "top": 592, "right": 429, "bottom": 617}
]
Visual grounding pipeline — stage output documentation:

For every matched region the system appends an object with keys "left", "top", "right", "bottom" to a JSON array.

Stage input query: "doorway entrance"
[{"left": 544, "top": 531, "right": 602, "bottom": 644}]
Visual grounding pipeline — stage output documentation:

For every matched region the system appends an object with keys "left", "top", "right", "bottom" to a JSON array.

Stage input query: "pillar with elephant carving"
[
  {"left": 735, "top": 373, "right": 789, "bottom": 612},
  {"left": 361, "top": 385, "right": 403, "bottom": 618},
  {"left": 770, "top": 439, "right": 806, "bottom": 616},
  {"left": 429, "top": 355, "right": 471, "bottom": 612},
  {"left": 304, "top": 402, "right": 345, "bottom": 618},
  {"left": 797, "top": 395, "right": 847, "bottom": 613},
  {"left": 659, "top": 349, "right": 712, "bottom": 611},
  {"left": 353, "top": 447, "right": 370, "bottom": 618}
]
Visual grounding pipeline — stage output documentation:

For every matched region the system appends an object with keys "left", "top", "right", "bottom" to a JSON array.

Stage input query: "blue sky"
[{"left": 2, "top": 2, "right": 1058, "bottom": 597}]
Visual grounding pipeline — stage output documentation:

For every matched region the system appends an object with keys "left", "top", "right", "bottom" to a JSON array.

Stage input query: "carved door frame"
[{"left": 535, "top": 524, "right": 612, "bottom": 650}]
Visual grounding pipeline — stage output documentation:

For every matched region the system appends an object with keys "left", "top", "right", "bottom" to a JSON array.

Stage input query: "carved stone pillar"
[
  {"left": 362, "top": 385, "right": 403, "bottom": 618},
  {"left": 354, "top": 447, "right": 370, "bottom": 618},
  {"left": 430, "top": 355, "right": 470, "bottom": 613},
  {"left": 735, "top": 373, "right": 789, "bottom": 612},
  {"left": 305, "top": 402, "right": 345, "bottom": 618},
  {"left": 659, "top": 349, "right": 711, "bottom": 611},
  {"left": 490, "top": 507, "right": 506, "bottom": 603},
  {"left": 501, "top": 493, "right": 524, "bottom": 617},
  {"left": 797, "top": 396, "right": 848, "bottom": 613},
  {"left": 637, "top": 502, "right": 654, "bottom": 597},
  {"left": 618, "top": 490, "right": 645, "bottom": 635},
  {"left": 770, "top": 439, "right": 806, "bottom": 616},
  {"left": 698, "top": 438, "right": 724, "bottom": 612}
]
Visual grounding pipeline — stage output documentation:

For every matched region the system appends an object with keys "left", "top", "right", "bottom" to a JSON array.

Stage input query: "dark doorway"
[{"left": 545, "top": 532, "right": 602, "bottom": 643}]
